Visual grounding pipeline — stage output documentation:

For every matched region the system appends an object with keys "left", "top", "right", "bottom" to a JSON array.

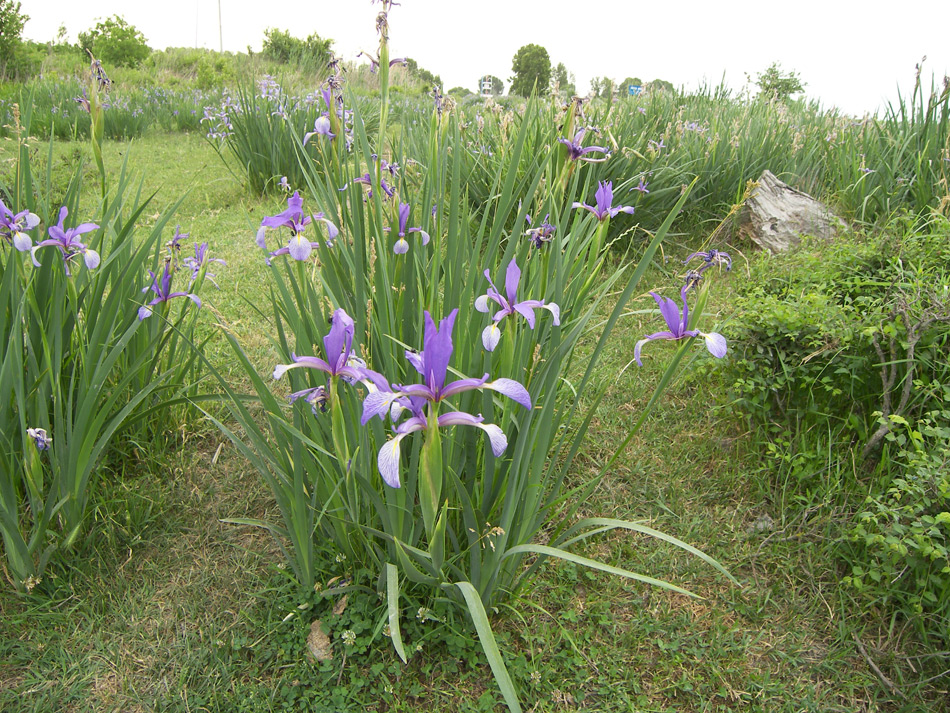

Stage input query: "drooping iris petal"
[
  {"left": 13, "top": 232, "right": 32, "bottom": 251},
  {"left": 483, "top": 378, "right": 532, "bottom": 409},
  {"left": 437, "top": 411, "right": 508, "bottom": 456},
  {"left": 703, "top": 332, "right": 728, "bottom": 358},
  {"left": 287, "top": 234, "right": 313, "bottom": 260},
  {"left": 482, "top": 323, "right": 502, "bottom": 351}
]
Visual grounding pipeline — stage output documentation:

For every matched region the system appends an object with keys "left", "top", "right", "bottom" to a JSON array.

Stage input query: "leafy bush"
[
  {"left": 849, "top": 403, "right": 950, "bottom": 642},
  {"left": 0, "top": 1, "right": 31, "bottom": 79},
  {"left": 722, "top": 216, "right": 950, "bottom": 644},
  {"left": 261, "top": 28, "right": 331, "bottom": 71},
  {"left": 78, "top": 15, "right": 151, "bottom": 68}
]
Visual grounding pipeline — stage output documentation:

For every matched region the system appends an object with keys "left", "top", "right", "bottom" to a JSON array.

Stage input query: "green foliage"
[
  {"left": 849, "top": 405, "right": 950, "bottom": 641},
  {"left": 405, "top": 57, "right": 441, "bottom": 90},
  {"left": 755, "top": 61, "right": 806, "bottom": 101},
  {"left": 0, "top": 0, "right": 29, "bottom": 78},
  {"left": 261, "top": 28, "right": 332, "bottom": 71},
  {"left": 590, "top": 76, "right": 614, "bottom": 99},
  {"left": 509, "top": 44, "right": 550, "bottom": 97},
  {"left": 78, "top": 15, "right": 151, "bottom": 69}
]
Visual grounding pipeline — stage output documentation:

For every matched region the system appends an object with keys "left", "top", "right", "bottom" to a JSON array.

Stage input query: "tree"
[
  {"left": 755, "top": 62, "right": 805, "bottom": 101},
  {"left": 551, "top": 62, "right": 575, "bottom": 96},
  {"left": 510, "top": 44, "right": 550, "bottom": 97},
  {"left": 0, "top": 1, "right": 28, "bottom": 76},
  {"left": 78, "top": 15, "right": 150, "bottom": 68},
  {"left": 589, "top": 76, "right": 614, "bottom": 99}
]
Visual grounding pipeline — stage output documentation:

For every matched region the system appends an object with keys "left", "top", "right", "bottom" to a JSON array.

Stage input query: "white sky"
[{"left": 22, "top": 0, "right": 950, "bottom": 116}]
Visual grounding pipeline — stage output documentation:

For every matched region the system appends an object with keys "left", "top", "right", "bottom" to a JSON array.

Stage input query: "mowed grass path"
[{"left": 0, "top": 132, "right": 943, "bottom": 712}]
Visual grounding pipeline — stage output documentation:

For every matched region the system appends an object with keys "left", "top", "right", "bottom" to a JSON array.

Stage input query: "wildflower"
[
  {"left": 183, "top": 242, "right": 226, "bottom": 287},
  {"left": 137, "top": 262, "right": 201, "bottom": 320},
  {"left": 303, "top": 115, "right": 335, "bottom": 144},
  {"left": 361, "top": 309, "right": 532, "bottom": 488},
  {"left": 557, "top": 128, "right": 610, "bottom": 162},
  {"left": 390, "top": 203, "right": 430, "bottom": 254},
  {"left": 684, "top": 249, "right": 732, "bottom": 274},
  {"left": 278, "top": 176, "right": 291, "bottom": 192},
  {"left": 341, "top": 173, "right": 395, "bottom": 202},
  {"left": 634, "top": 286, "right": 726, "bottom": 366},
  {"left": 573, "top": 181, "right": 635, "bottom": 221},
  {"left": 475, "top": 259, "right": 560, "bottom": 351},
  {"left": 90, "top": 57, "right": 111, "bottom": 91},
  {"left": 648, "top": 138, "right": 666, "bottom": 152},
  {"left": 27, "top": 427, "right": 52, "bottom": 451},
  {"left": 256, "top": 191, "right": 338, "bottom": 261},
  {"left": 0, "top": 198, "right": 40, "bottom": 252},
  {"left": 631, "top": 178, "right": 650, "bottom": 194},
  {"left": 341, "top": 629, "right": 356, "bottom": 646},
  {"left": 524, "top": 213, "right": 556, "bottom": 248},
  {"left": 273, "top": 308, "right": 365, "bottom": 382},
  {"left": 74, "top": 93, "right": 91, "bottom": 113},
  {"left": 290, "top": 385, "right": 329, "bottom": 415},
  {"left": 31, "top": 206, "right": 100, "bottom": 275},
  {"left": 166, "top": 225, "right": 189, "bottom": 254}
]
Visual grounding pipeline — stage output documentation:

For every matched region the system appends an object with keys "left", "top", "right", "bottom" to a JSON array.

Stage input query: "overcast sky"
[{"left": 22, "top": 0, "right": 950, "bottom": 116}]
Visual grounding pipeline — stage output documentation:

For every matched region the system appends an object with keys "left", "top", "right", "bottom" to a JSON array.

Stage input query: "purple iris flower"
[
  {"left": 255, "top": 191, "right": 339, "bottom": 261},
  {"left": 474, "top": 259, "right": 560, "bottom": 351},
  {"left": 648, "top": 138, "right": 666, "bottom": 152},
  {"left": 341, "top": 173, "right": 395, "bottom": 201},
  {"left": 31, "top": 206, "right": 100, "bottom": 275},
  {"left": 166, "top": 225, "right": 189, "bottom": 253},
  {"left": 183, "top": 242, "right": 226, "bottom": 287},
  {"left": 27, "top": 427, "right": 52, "bottom": 451},
  {"left": 0, "top": 198, "right": 40, "bottom": 252},
  {"left": 524, "top": 213, "right": 556, "bottom": 248},
  {"left": 361, "top": 309, "right": 532, "bottom": 488},
  {"left": 557, "top": 128, "right": 610, "bottom": 163},
  {"left": 634, "top": 285, "right": 727, "bottom": 366},
  {"left": 289, "top": 385, "right": 329, "bottom": 415},
  {"left": 390, "top": 203, "right": 429, "bottom": 254},
  {"left": 631, "top": 178, "right": 650, "bottom": 194},
  {"left": 573, "top": 181, "right": 635, "bottom": 221},
  {"left": 273, "top": 308, "right": 366, "bottom": 383},
  {"left": 303, "top": 115, "right": 335, "bottom": 144},
  {"left": 138, "top": 262, "right": 202, "bottom": 320},
  {"left": 684, "top": 249, "right": 732, "bottom": 274}
]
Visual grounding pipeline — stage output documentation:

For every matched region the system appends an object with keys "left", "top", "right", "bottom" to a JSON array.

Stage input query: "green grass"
[{"left": 1, "top": 134, "right": 948, "bottom": 712}]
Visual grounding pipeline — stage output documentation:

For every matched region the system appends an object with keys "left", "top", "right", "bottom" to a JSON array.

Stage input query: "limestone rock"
[{"left": 739, "top": 170, "right": 846, "bottom": 253}]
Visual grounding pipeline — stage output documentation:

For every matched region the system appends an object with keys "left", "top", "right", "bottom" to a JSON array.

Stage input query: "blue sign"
[{"left": 628, "top": 85, "right": 642, "bottom": 96}]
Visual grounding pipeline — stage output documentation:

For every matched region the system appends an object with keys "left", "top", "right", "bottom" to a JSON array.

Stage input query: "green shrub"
[
  {"left": 722, "top": 216, "right": 950, "bottom": 644},
  {"left": 849, "top": 402, "right": 950, "bottom": 642},
  {"left": 78, "top": 15, "right": 151, "bottom": 68}
]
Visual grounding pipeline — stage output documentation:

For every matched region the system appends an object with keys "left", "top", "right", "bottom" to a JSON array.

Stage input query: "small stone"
[
  {"left": 306, "top": 619, "right": 333, "bottom": 662},
  {"left": 747, "top": 514, "right": 775, "bottom": 534}
]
